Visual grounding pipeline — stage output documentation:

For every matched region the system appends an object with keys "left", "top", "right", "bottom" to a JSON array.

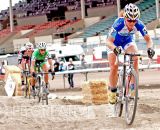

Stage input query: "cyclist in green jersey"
[{"left": 30, "top": 42, "right": 54, "bottom": 95}]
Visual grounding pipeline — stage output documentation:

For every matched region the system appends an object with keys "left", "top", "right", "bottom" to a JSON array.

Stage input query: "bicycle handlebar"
[
  {"left": 119, "top": 52, "right": 147, "bottom": 57},
  {"left": 116, "top": 52, "right": 148, "bottom": 66},
  {"left": 124, "top": 53, "right": 147, "bottom": 57},
  {"left": 36, "top": 72, "right": 55, "bottom": 80}
]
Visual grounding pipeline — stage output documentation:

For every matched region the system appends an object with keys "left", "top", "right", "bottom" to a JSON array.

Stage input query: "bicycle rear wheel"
[
  {"left": 42, "top": 82, "right": 49, "bottom": 105},
  {"left": 24, "top": 64, "right": 30, "bottom": 98},
  {"left": 46, "top": 94, "right": 48, "bottom": 105},
  {"left": 37, "top": 76, "right": 41, "bottom": 103},
  {"left": 114, "top": 71, "right": 123, "bottom": 117},
  {"left": 24, "top": 74, "right": 28, "bottom": 98},
  {"left": 42, "top": 93, "right": 48, "bottom": 105},
  {"left": 125, "top": 70, "right": 138, "bottom": 125}
]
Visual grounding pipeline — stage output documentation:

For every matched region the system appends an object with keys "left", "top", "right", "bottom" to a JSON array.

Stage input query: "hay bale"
[
  {"left": 0, "top": 82, "right": 6, "bottom": 96},
  {"left": 0, "top": 75, "right": 6, "bottom": 96},
  {"left": 82, "top": 80, "right": 108, "bottom": 105}
]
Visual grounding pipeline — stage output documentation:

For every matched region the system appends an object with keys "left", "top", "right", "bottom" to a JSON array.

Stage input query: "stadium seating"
[
  {"left": 79, "top": 16, "right": 117, "bottom": 38},
  {"left": 140, "top": 6, "right": 157, "bottom": 25},
  {"left": 0, "top": 25, "right": 35, "bottom": 38},
  {"left": 0, "top": 0, "right": 159, "bottom": 54},
  {"left": 0, "top": 28, "right": 11, "bottom": 38},
  {"left": 78, "top": 0, "right": 156, "bottom": 38},
  {"left": 0, "top": 18, "right": 81, "bottom": 43},
  {"left": 26, "top": 19, "right": 81, "bottom": 38},
  {"left": 0, "top": 0, "right": 116, "bottom": 19}
]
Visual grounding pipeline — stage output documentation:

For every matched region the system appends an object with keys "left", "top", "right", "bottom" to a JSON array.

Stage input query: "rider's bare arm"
[
  {"left": 31, "top": 60, "right": 35, "bottom": 73},
  {"left": 107, "top": 37, "right": 116, "bottom": 50},
  {"left": 48, "top": 58, "right": 53, "bottom": 71},
  {"left": 143, "top": 34, "right": 153, "bottom": 48}
]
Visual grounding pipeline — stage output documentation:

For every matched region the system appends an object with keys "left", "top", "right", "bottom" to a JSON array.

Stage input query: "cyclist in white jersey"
[{"left": 107, "top": 3, "right": 155, "bottom": 104}]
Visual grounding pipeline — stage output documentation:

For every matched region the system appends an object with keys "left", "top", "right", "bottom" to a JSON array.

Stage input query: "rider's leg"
[
  {"left": 20, "top": 59, "right": 26, "bottom": 87},
  {"left": 108, "top": 52, "right": 118, "bottom": 104},
  {"left": 125, "top": 44, "right": 139, "bottom": 73},
  {"left": 41, "top": 63, "right": 50, "bottom": 94},
  {"left": 108, "top": 53, "right": 118, "bottom": 89},
  {"left": 42, "top": 63, "right": 49, "bottom": 84},
  {"left": 30, "top": 76, "right": 36, "bottom": 90},
  {"left": 21, "top": 61, "right": 26, "bottom": 70},
  {"left": 30, "top": 66, "right": 36, "bottom": 92}
]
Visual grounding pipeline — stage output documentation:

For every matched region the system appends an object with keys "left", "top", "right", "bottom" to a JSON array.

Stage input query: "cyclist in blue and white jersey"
[{"left": 107, "top": 3, "right": 155, "bottom": 104}]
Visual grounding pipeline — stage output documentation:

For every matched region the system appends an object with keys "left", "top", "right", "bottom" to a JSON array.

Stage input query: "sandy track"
[
  {"left": 0, "top": 69, "right": 159, "bottom": 130},
  {"left": 0, "top": 87, "right": 159, "bottom": 130}
]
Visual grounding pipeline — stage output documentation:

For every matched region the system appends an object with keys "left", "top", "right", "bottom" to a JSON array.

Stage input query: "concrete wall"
[
  {"left": 65, "top": 10, "right": 82, "bottom": 20},
  {"left": 65, "top": 5, "right": 117, "bottom": 20},
  {"left": 67, "top": 20, "right": 85, "bottom": 32},
  {"left": 13, "top": 38, "right": 30, "bottom": 51},
  {"left": 84, "top": 17, "right": 101, "bottom": 27},
  {"left": 21, "top": 29, "right": 33, "bottom": 35},
  {"left": 34, "top": 35, "right": 53, "bottom": 45},
  {"left": 17, "top": 15, "right": 48, "bottom": 26},
  {"left": 87, "top": 5, "right": 117, "bottom": 17}
]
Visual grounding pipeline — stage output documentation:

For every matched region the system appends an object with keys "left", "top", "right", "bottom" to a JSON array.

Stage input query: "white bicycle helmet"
[
  {"left": 37, "top": 42, "right": 47, "bottom": 49},
  {"left": 124, "top": 3, "right": 140, "bottom": 20},
  {"left": 25, "top": 42, "right": 34, "bottom": 50}
]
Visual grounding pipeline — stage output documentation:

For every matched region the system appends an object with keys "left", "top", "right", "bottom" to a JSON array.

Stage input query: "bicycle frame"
[
  {"left": 121, "top": 54, "right": 135, "bottom": 96},
  {"left": 35, "top": 64, "right": 50, "bottom": 105},
  {"left": 115, "top": 52, "right": 144, "bottom": 125},
  {"left": 23, "top": 60, "right": 32, "bottom": 98}
]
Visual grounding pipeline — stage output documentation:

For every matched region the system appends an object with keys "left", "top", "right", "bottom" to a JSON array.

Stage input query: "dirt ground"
[{"left": 0, "top": 69, "right": 160, "bottom": 130}]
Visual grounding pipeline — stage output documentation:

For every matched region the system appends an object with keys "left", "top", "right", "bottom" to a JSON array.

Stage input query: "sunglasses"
[
  {"left": 40, "top": 49, "right": 46, "bottom": 51},
  {"left": 126, "top": 19, "right": 137, "bottom": 23}
]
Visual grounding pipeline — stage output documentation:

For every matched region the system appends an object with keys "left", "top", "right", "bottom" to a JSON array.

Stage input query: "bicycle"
[
  {"left": 34, "top": 63, "right": 54, "bottom": 105},
  {"left": 114, "top": 52, "right": 146, "bottom": 125},
  {"left": 22, "top": 59, "right": 32, "bottom": 99}
]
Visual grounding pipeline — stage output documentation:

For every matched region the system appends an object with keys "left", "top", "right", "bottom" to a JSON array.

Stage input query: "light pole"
[
  {"left": 154, "top": 0, "right": 159, "bottom": 38},
  {"left": 80, "top": 0, "right": 85, "bottom": 19},
  {"left": 117, "top": 0, "right": 120, "bottom": 16},
  {"left": 155, "top": 0, "right": 159, "bottom": 20},
  {"left": 9, "top": 0, "right": 14, "bottom": 32}
]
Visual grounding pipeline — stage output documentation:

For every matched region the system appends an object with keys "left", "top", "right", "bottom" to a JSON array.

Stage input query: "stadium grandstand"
[{"left": 0, "top": 0, "right": 159, "bottom": 55}]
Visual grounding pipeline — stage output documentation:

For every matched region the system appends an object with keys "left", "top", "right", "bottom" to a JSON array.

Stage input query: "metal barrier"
[{"left": 55, "top": 63, "right": 160, "bottom": 88}]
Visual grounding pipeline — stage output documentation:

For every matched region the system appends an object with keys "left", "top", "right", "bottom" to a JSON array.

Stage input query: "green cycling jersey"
[
  {"left": 32, "top": 49, "right": 52, "bottom": 68},
  {"left": 32, "top": 49, "right": 51, "bottom": 61}
]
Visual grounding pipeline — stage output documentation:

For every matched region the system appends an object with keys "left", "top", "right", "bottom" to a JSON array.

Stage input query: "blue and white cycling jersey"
[{"left": 108, "top": 17, "right": 148, "bottom": 49}]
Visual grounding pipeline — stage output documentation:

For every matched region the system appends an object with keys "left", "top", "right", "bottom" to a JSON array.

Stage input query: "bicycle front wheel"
[
  {"left": 42, "top": 82, "right": 49, "bottom": 105},
  {"left": 114, "top": 71, "right": 123, "bottom": 117},
  {"left": 125, "top": 70, "right": 138, "bottom": 125}
]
